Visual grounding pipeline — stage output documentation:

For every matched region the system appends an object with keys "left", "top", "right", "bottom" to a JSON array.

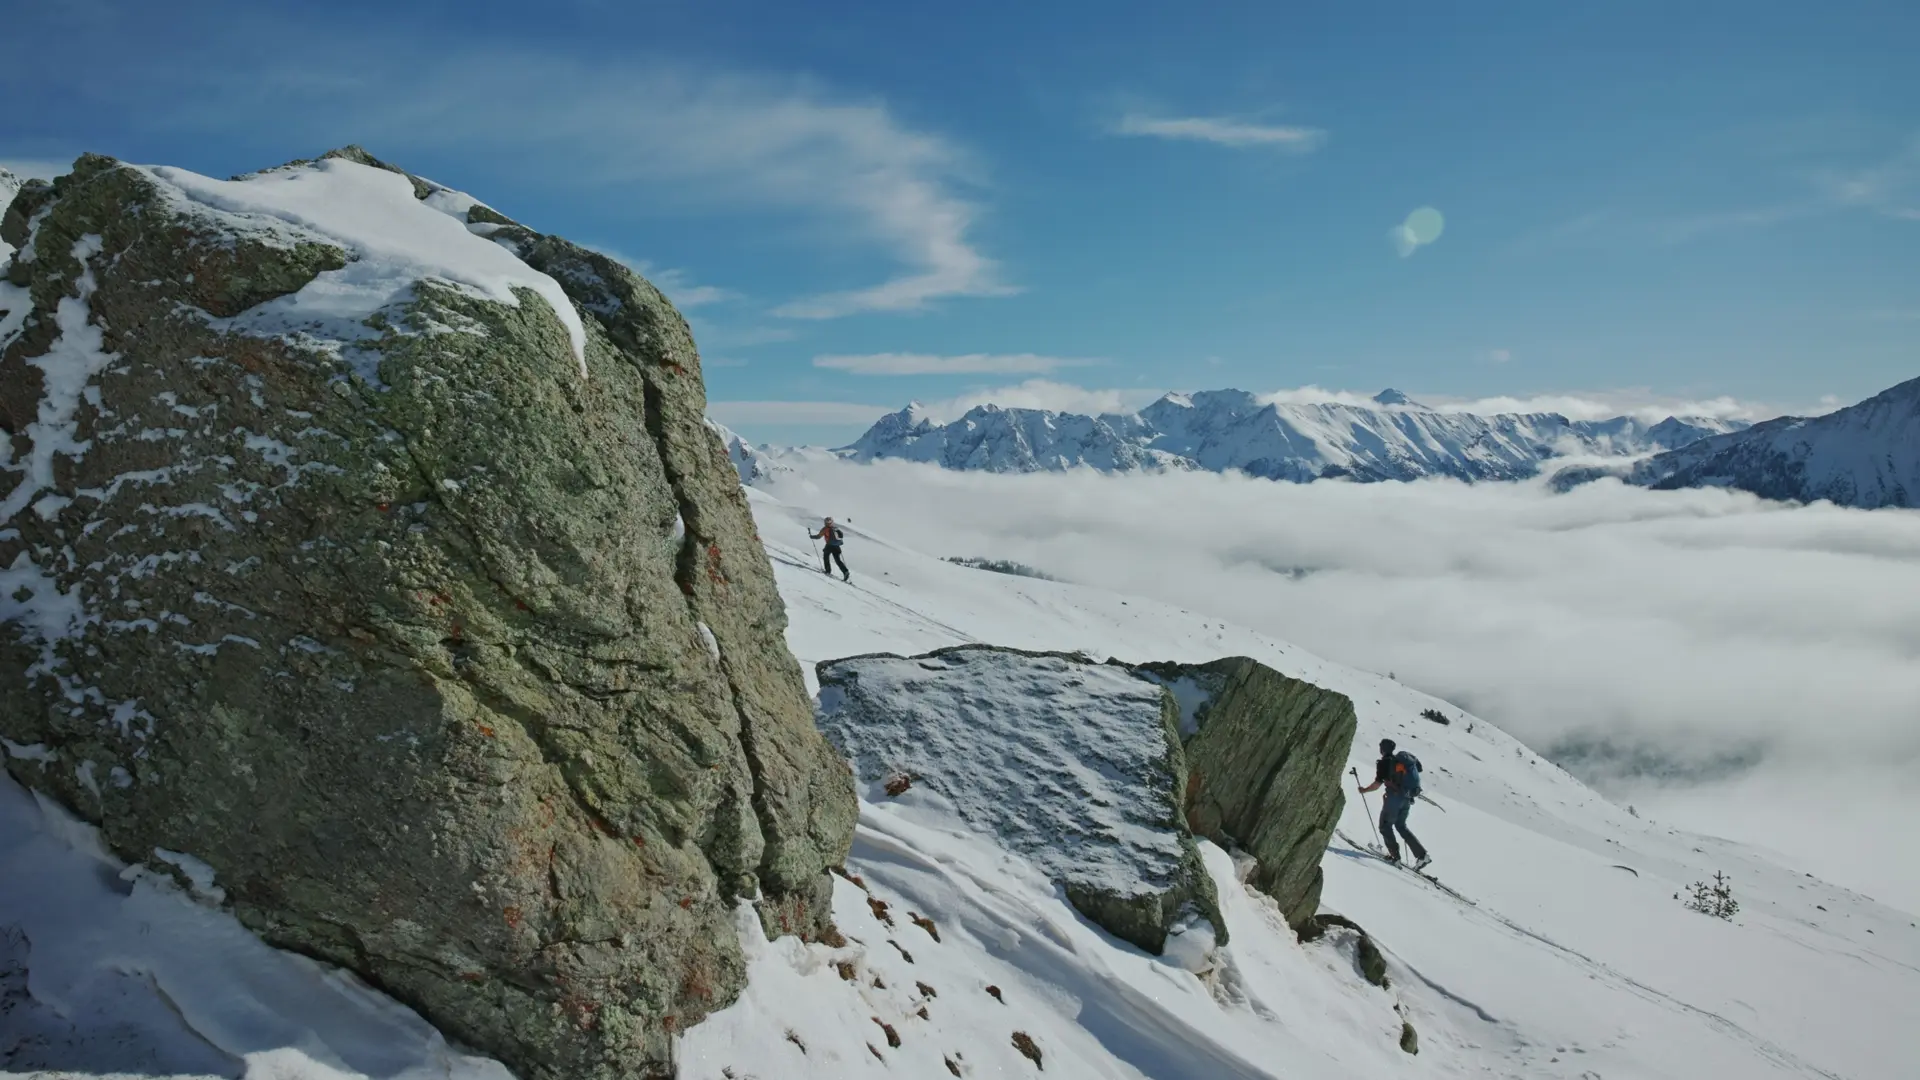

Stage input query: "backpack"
[{"left": 1390, "top": 751, "right": 1423, "bottom": 797}]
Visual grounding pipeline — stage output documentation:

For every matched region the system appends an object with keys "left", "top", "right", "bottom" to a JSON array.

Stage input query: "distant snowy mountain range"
[
  {"left": 820, "top": 388, "right": 1748, "bottom": 484},
  {"left": 719, "top": 379, "right": 1917, "bottom": 508},
  {"left": 1555, "top": 375, "right": 1920, "bottom": 509}
]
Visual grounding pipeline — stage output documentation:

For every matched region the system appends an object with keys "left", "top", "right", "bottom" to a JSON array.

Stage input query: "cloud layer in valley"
[{"left": 766, "top": 461, "right": 1920, "bottom": 913}]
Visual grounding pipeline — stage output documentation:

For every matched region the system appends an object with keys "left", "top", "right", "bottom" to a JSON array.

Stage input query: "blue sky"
[{"left": 4, "top": 0, "right": 1916, "bottom": 444}]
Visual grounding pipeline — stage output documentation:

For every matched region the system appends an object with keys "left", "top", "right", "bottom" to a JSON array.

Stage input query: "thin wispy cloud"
[
  {"left": 1523, "top": 132, "right": 1920, "bottom": 253},
  {"left": 1114, "top": 113, "right": 1325, "bottom": 151},
  {"left": 915, "top": 379, "right": 1164, "bottom": 422},
  {"left": 706, "top": 400, "right": 894, "bottom": 428},
  {"left": 813, "top": 352, "right": 1099, "bottom": 376},
  {"left": 0, "top": 158, "right": 69, "bottom": 181},
  {"left": 112, "top": 37, "right": 1014, "bottom": 320},
  {"left": 585, "top": 245, "right": 738, "bottom": 309}
]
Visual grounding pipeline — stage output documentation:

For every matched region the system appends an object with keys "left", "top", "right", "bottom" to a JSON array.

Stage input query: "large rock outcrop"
[
  {"left": 813, "top": 646, "right": 1357, "bottom": 951},
  {"left": 815, "top": 646, "right": 1224, "bottom": 955},
  {"left": 0, "top": 149, "right": 855, "bottom": 1079},
  {"left": 1134, "top": 658, "right": 1356, "bottom": 931}
]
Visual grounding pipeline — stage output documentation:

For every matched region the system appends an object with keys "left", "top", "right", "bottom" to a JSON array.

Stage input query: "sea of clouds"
[{"left": 767, "top": 461, "right": 1920, "bottom": 914}]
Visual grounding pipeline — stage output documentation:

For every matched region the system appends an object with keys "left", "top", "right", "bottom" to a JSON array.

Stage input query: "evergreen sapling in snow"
[{"left": 1680, "top": 872, "right": 1739, "bottom": 920}]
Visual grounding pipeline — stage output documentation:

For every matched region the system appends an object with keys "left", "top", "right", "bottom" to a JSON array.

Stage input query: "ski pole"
[
  {"left": 1418, "top": 793, "right": 1448, "bottom": 814},
  {"left": 1352, "top": 768, "right": 1383, "bottom": 851}
]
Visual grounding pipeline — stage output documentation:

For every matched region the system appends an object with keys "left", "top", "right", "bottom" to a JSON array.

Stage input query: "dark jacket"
[{"left": 1376, "top": 754, "right": 1413, "bottom": 798}]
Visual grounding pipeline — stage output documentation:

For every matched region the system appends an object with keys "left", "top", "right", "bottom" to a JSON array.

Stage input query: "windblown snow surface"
[
  {"left": 140, "top": 157, "right": 589, "bottom": 380},
  {"left": 679, "top": 487, "right": 1918, "bottom": 1080},
  {"left": 3, "top": 481, "right": 1916, "bottom": 1078}
]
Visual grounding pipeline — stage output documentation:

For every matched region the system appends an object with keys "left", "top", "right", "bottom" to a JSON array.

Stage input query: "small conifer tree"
[{"left": 1680, "top": 871, "right": 1739, "bottom": 920}]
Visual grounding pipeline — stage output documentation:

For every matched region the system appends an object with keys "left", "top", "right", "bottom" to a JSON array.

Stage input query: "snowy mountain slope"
[
  {"left": 840, "top": 390, "right": 1747, "bottom": 484},
  {"left": 676, "top": 484, "right": 1919, "bottom": 1080},
  {"left": 1593, "top": 375, "right": 1920, "bottom": 508},
  {"left": 3, "top": 472, "right": 1912, "bottom": 1078}
]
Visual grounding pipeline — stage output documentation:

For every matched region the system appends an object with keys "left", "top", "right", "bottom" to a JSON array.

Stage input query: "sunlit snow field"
[{"left": 757, "top": 459, "right": 1920, "bottom": 916}]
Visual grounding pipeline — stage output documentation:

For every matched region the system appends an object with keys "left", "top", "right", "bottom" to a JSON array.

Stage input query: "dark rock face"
[
  {"left": 0, "top": 149, "right": 854, "bottom": 1079},
  {"left": 1135, "top": 657, "right": 1357, "bottom": 932}
]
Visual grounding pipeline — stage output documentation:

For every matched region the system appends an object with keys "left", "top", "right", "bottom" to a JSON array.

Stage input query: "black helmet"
[{"left": 1380, "top": 738, "right": 1396, "bottom": 755}]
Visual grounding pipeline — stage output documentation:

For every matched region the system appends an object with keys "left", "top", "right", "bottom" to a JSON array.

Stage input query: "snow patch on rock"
[{"left": 142, "top": 159, "right": 589, "bottom": 379}]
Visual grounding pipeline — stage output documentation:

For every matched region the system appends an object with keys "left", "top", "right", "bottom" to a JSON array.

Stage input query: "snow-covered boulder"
[
  {"left": 0, "top": 148, "right": 855, "bottom": 1080},
  {"left": 1134, "top": 657, "right": 1356, "bottom": 932},
  {"left": 814, "top": 645, "right": 1225, "bottom": 955}
]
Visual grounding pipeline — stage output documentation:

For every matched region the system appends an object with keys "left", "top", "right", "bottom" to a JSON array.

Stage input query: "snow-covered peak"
[
  {"left": 139, "top": 157, "right": 589, "bottom": 377},
  {"left": 707, "top": 419, "right": 796, "bottom": 485},
  {"left": 1371, "top": 388, "right": 1422, "bottom": 407},
  {"left": 1614, "top": 374, "right": 1920, "bottom": 508},
  {"left": 0, "top": 168, "right": 24, "bottom": 264}
]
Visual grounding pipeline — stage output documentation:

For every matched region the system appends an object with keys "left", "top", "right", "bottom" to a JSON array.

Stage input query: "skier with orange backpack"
[{"left": 1357, "top": 738, "right": 1432, "bottom": 870}]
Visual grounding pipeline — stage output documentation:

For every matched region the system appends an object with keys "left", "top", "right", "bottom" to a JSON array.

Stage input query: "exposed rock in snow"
[
  {"left": 1558, "top": 375, "right": 1920, "bottom": 508},
  {"left": 1136, "top": 657, "right": 1357, "bottom": 932},
  {"left": 839, "top": 388, "right": 1748, "bottom": 483},
  {"left": 0, "top": 148, "right": 853, "bottom": 1079},
  {"left": 0, "top": 168, "right": 23, "bottom": 264},
  {"left": 815, "top": 644, "right": 1225, "bottom": 954}
]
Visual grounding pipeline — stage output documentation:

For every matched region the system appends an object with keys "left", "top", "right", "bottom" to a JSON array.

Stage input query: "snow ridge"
[
  {"left": 1602, "top": 375, "right": 1920, "bottom": 508},
  {"left": 142, "top": 158, "right": 590, "bottom": 378},
  {"left": 838, "top": 389, "right": 1746, "bottom": 483}
]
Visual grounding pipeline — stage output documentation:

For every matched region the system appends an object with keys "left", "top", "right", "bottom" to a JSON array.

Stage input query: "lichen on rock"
[
  {"left": 1134, "top": 657, "right": 1357, "bottom": 932},
  {"left": 0, "top": 148, "right": 853, "bottom": 1079}
]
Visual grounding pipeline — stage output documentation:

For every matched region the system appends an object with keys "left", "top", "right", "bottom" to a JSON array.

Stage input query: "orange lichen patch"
[
  {"left": 678, "top": 896, "right": 695, "bottom": 910},
  {"left": 560, "top": 992, "right": 600, "bottom": 1032},
  {"left": 375, "top": 502, "right": 391, "bottom": 512},
  {"left": 476, "top": 724, "right": 496, "bottom": 738},
  {"left": 502, "top": 905, "right": 523, "bottom": 929}
]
